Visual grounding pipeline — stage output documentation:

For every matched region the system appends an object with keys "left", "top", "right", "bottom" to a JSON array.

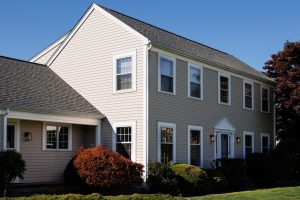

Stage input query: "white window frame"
[
  {"left": 260, "top": 133, "right": 270, "bottom": 153},
  {"left": 42, "top": 122, "right": 72, "bottom": 151},
  {"left": 6, "top": 120, "right": 20, "bottom": 152},
  {"left": 112, "top": 51, "right": 137, "bottom": 93},
  {"left": 218, "top": 72, "right": 231, "bottom": 105},
  {"left": 187, "top": 125, "right": 203, "bottom": 167},
  {"left": 261, "top": 86, "right": 270, "bottom": 113},
  {"left": 243, "top": 131, "right": 254, "bottom": 159},
  {"left": 112, "top": 121, "right": 136, "bottom": 161},
  {"left": 157, "top": 122, "right": 176, "bottom": 163},
  {"left": 188, "top": 63, "right": 203, "bottom": 100},
  {"left": 243, "top": 80, "right": 254, "bottom": 110},
  {"left": 158, "top": 53, "right": 176, "bottom": 95}
]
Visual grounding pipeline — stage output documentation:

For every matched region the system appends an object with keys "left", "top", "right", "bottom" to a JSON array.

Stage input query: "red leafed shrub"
[{"left": 73, "top": 146, "right": 144, "bottom": 190}]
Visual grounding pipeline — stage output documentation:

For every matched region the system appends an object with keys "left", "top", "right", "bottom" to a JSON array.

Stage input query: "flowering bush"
[{"left": 72, "top": 146, "right": 143, "bottom": 190}]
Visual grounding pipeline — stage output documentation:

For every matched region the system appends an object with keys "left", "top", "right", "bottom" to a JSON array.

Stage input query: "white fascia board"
[
  {"left": 7, "top": 111, "right": 100, "bottom": 125},
  {"left": 46, "top": 3, "right": 149, "bottom": 66}
]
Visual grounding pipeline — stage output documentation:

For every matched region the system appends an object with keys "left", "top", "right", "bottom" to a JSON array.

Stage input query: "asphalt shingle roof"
[
  {"left": 101, "top": 6, "right": 273, "bottom": 83},
  {"left": 0, "top": 56, "right": 102, "bottom": 118}
]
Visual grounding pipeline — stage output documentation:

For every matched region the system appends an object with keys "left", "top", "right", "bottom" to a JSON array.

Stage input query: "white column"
[
  {"left": 95, "top": 120, "right": 101, "bottom": 146},
  {"left": 3, "top": 114, "right": 7, "bottom": 150}
]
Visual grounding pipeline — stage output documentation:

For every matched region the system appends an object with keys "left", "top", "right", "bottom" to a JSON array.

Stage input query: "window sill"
[
  {"left": 188, "top": 96, "right": 203, "bottom": 101},
  {"left": 261, "top": 110, "right": 270, "bottom": 114},
  {"left": 158, "top": 90, "right": 176, "bottom": 96},
  {"left": 113, "top": 89, "right": 136, "bottom": 94},
  {"left": 243, "top": 107, "right": 254, "bottom": 110},
  {"left": 218, "top": 102, "right": 231, "bottom": 106}
]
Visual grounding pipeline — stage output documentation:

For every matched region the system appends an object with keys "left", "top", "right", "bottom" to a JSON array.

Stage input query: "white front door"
[{"left": 216, "top": 131, "right": 234, "bottom": 159}]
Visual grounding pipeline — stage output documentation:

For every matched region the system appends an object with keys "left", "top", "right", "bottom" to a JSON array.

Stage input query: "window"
[
  {"left": 158, "top": 54, "right": 176, "bottom": 94},
  {"left": 261, "top": 87, "right": 269, "bottom": 112},
  {"left": 188, "top": 125, "right": 203, "bottom": 167},
  {"left": 112, "top": 121, "right": 136, "bottom": 161},
  {"left": 113, "top": 52, "right": 136, "bottom": 93},
  {"left": 243, "top": 131, "right": 254, "bottom": 158},
  {"left": 244, "top": 81, "right": 254, "bottom": 109},
  {"left": 7, "top": 125, "right": 16, "bottom": 150},
  {"left": 188, "top": 64, "right": 203, "bottom": 99},
  {"left": 158, "top": 122, "right": 176, "bottom": 164},
  {"left": 43, "top": 124, "right": 72, "bottom": 151},
  {"left": 218, "top": 73, "right": 231, "bottom": 105},
  {"left": 261, "top": 133, "right": 270, "bottom": 154}
]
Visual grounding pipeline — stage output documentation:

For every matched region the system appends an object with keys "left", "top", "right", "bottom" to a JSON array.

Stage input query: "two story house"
[{"left": 0, "top": 3, "right": 275, "bottom": 183}]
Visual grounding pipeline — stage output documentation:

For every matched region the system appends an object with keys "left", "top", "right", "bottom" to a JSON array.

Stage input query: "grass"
[{"left": 190, "top": 186, "right": 300, "bottom": 200}]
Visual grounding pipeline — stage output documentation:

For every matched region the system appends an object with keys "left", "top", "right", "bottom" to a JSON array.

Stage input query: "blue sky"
[{"left": 0, "top": 0, "right": 299, "bottom": 71}]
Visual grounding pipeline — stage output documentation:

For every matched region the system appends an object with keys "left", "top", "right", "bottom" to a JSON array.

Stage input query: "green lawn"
[{"left": 190, "top": 186, "right": 300, "bottom": 200}]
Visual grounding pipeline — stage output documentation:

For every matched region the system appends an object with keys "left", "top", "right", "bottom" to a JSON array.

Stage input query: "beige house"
[{"left": 1, "top": 3, "right": 275, "bottom": 184}]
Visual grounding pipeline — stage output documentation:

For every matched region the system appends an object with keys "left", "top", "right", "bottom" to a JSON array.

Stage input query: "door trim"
[{"left": 214, "top": 130, "right": 235, "bottom": 160}]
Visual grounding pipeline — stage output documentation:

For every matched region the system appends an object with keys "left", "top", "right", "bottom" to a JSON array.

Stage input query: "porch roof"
[{"left": 0, "top": 56, "right": 103, "bottom": 119}]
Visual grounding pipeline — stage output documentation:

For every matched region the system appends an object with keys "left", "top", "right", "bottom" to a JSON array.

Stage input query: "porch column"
[
  {"left": 0, "top": 111, "right": 7, "bottom": 150},
  {"left": 95, "top": 120, "right": 101, "bottom": 146}
]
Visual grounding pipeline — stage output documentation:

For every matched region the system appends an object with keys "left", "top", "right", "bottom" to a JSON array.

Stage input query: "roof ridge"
[
  {"left": 0, "top": 55, "right": 47, "bottom": 67},
  {"left": 98, "top": 4, "right": 230, "bottom": 56}
]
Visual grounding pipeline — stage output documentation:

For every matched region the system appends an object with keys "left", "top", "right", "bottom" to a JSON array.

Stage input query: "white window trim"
[
  {"left": 187, "top": 125, "right": 203, "bottom": 167},
  {"left": 112, "top": 121, "right": 136, "bottom": 162},
  {"left": 158, "top": 53, "right": 176, "bottom": 95},
  {"left": 218, "top": 72, "right": 231, "bottom": 106},
  {"left": 243, "top": 80, "right": 254, "bottom": 110},
  {"left": 260, "top": 133, "right": 270, "bottom": 153},
  {"left": 188, "top": 63, "right": 203, "bottom": 100},
  {"left": 243, "top": 131, "right": 254, "bottom": 159},
  {"left": 112, "top": 51, "right": 137, "bottom": 93},
  {"left": 261, "top": 86, "right": 270, "bottom": 113},
  {"left": 42, "top": 122, "right": 73, "bottom": 151},
  {"left": 157, "top": 122, "right": 176, "bottom": 163}
]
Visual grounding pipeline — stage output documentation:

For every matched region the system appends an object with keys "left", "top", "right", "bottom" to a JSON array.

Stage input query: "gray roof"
[
  {"left": 101, "top": 6, "right": 273, "bottom": 83},
  {"left": 0, "top": 56, "right": 102, "bottom": 118}
]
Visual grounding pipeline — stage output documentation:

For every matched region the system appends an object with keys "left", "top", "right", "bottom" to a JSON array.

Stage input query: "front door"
[
  {"left": 220, "top": 134, "right": 229, "bottom": 158},
  {"left": 7, "top": 124, "right": 17, "bottom": 150},
  {"left": 216, "top": 131, "right": 233, "bottom": 159}
]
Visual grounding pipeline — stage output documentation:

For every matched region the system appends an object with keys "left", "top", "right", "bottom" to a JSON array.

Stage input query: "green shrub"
[
  {"left": 64, "top": 156, "right": 85, "bottom": 186},
  {"left": 0, "top": 150, "right": 26, "bottom": 196},
  {"left": 147, "top": 162, "right": 178, "bottom": 194},
  {"left": 205, "top": 169, "right": 228, "bottom": 193},
  {"left": 171, "top": 164, "right": 211, "bottom": 195},
  {"left": 214, "top": 158, "right": 245, "bottom": 190}
]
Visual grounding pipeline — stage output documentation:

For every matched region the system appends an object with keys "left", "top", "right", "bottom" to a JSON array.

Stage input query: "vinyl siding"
[
  {"left": 49, "top": 9, "right": 145, "bottom": 164},
  {"left": 148, "top": 50, "right": 274, "bottom": 168},
  {"left": 0, "top": 115, "right": 3, "bottom": 149},
  {"left": 33, "top": 42, "right": 62, "bottom": 65},
  {"left": 16, "top": 119, "right": 94, "bottom": 183}
]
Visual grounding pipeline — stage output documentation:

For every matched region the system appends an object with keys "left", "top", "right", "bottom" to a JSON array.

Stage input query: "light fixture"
[
  {"left": 24, "top": 132, "right": 32, "bottom": 141},
  {"left": 209, "top": 135, "right": 215, "bottom": 143},
  {"left": 236, "top": 137, "right": 241, "bottom": 144}
]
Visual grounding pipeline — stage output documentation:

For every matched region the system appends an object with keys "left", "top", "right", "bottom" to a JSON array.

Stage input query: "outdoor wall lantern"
[
  {"left": 24, "top": 132, "right": 32, "bottom": 141},
  {"left": 235, "top": 137, "right": 241, "bottom": 144},
  {"left": 209, "top": 135, "right": 215, "bottom": 143}
]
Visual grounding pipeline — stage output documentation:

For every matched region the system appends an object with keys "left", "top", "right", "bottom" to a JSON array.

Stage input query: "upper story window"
[
  {"left": 112, "top": 121, "right": 136, "bottom": 161},
  {"left": 218, "top": 73, "right": 231, "bottom": 105},
  {"left": 113, "top": 51, "right": 136, "bottom": 93},
  {"left": 188, "top": 64, "right": 203, "bottom": 99},
  {"left": 43, "top": 124, "right": 72, "bottom": 151},
  {"left": 244, "top": 80, "right": 254, "bottom": 109},
  {"left": 158, "top": 122, "right": 176, "bottom": 164},
  {"left": 158, "top": 54, "right": 176, "bottom": 94},
  {"left": 261, "top": 87, "right": 270, "bottom": 112}
]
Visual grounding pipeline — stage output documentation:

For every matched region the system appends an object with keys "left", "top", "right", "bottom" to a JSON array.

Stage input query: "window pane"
[
  {"left": 220, "top": 90, "right": 229, "bottom": 103},
  {"left": 117, "top": 74, "right": 132, "bottom": 90},
  {"left": 245, "top": 84, "right": 252, "bottom": 96},
  {"left": 190, "top": 67, "right": 201, "bottom": 84},
  {"left": 245, "top": 147, "right": 252, "bottom": 157},
  {"left": 58, "top": 127, "right": 69, "bottom": 149},
  {"left": 117, "top": 127, "right": 131, "bottom": 142},
  {"left": 161, "top": 75, "right": 173, "bottom": 92},
  {"left": 161, "top": 127, "right": 173, "bottom": 143},
  {"left": 190, "top": 130, "right": 200, "bottom": 144},
  {"left": 245, "top": 96, "right": 252, "bottom": 108},
  {"left": 262, "top": 88, "right": 268, "bottom": 99},
  {"left": 262, "top": 88, "right": 269, "bottom": 112},
  {"left": 262, "top": 100, "right": 269, "bottom": 112},
  {"left": 160, "top": 58, "right": 173, "bottom": 77},
  {"left": 262, "top": 136, "right": 269, "bottom": 147},
  {"left": 117, "top": 143, "right": 131, "bottom": 159},
  {"left": 190, "top": 82, "right": 201, "bottom": 98},
  {"left": 245, "top": 135, "right": 252, "bottom": 147},
  {"left": 7, "top": 125, "right": 15, "bottom": 149},
  {"left": 220, "top": 76, "right": 229, "bottom": 90},
  {"left": 117, "top": 57, "right": 132, "bottom": 74},
  {"left": 161, "top": 144, "right": 173, "bottom": 164},
  {"left": 46, "top": 126, "right": 57, "bottom": 149},
  {"left": 191, "top": 145, "right": 201, "bottom": 166}
]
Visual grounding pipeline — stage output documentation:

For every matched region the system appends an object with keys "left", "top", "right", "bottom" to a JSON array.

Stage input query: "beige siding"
[
  {"left": 17, "top": 120, "right": 93, "bottom": 183},
  {"left": 49, "top": 9, "right": 146, "bottom": 164},
  {"left": 33, "top": 43, "right": 62, "bottom": 65},
  {"left": 148, "top": 50, "right": 274, "bottom": 168}
]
